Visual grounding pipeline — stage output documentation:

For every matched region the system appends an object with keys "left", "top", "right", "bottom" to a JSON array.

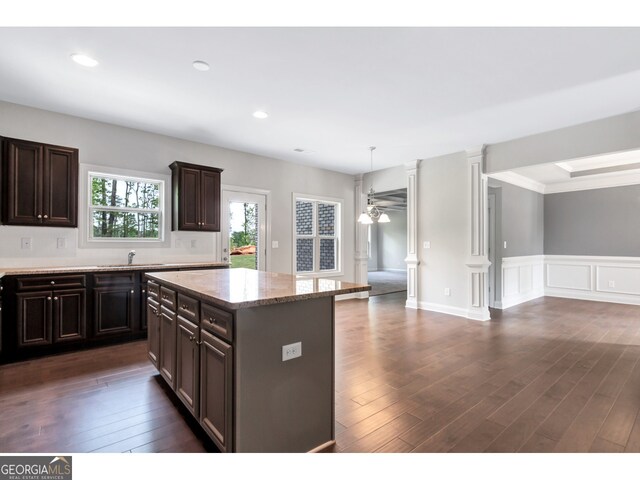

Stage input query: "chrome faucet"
[{"left": 127, "top": 250, "right": 136, "bottom": 265}]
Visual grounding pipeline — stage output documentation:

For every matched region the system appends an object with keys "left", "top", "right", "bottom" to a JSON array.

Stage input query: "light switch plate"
[
  {"left": 21, "top": 237, "right": 32, "bottom": 250},
  {"left": 56, "top": 237, "right": 66, "bottom": 249},
  {"left": 272, "top": 240, "right": 279, "bottom": 249}
]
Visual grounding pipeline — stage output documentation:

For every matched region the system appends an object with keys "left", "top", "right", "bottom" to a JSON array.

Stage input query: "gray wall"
[
  {"left": 419, "top": 152, "right": 469, "bottom": 309},
  {"left": 0, "top": 101, "right": 356, "bottom": 281},
  {"left": 489, "top": 180, "right": 544, "bottom": 257},
  {"left": 486, "top": 110, "right": 640, "bottom": 174},
  {"left": 544, "top": 184, "right": 640, "bottom": 256}
]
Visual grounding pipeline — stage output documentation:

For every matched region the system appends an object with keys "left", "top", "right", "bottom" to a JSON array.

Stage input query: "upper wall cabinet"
[
  {"left": 1, "top": 137, "right": 78, "bottom": 227},
  {"left": 170, "top": 161, "right": 222, "bottom": 232}
]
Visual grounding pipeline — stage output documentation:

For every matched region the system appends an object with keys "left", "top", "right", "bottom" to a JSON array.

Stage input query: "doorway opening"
[
  {"left": 366, "top": 188, "right": 408, "bottom": 296},
  {"left": 222, "top": 190, "right": 267, "bottom": 271}
]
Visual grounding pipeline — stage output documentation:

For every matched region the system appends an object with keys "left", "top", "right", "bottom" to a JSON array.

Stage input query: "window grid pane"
[
  {"left": 91, "top": 210, "right": 160, "bottom": 239},
  {"left": 319, "top": 238, "right": 336, "bottom": 271},
  {"left": 296, "top": 201, "right": 314, "bottom": 235},
  {"left": 317, "top": 203, "right": 335, "bottom": 236},
  {"left": 296, "top": 238, "right": 314, "bottom": 272}
]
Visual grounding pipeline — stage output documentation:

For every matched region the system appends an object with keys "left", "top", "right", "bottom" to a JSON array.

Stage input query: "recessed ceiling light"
[
  {"left": 70, "top": 53, "right": 99, "bottom": 67},
  {"left": 192, "top": 60, "right": 210, "bottom": 72},
  {"left": 253, "top": 110, "right": 269, "bottom": 119}
]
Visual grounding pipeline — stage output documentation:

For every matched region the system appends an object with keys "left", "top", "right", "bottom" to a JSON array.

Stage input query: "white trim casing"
[
  {"left": 499, "top": 255, "right": 545, "bottom": 309},
  {"left": 465, "top": 146, "right": 491, "bottom": 321},
  {"left": 354, "top": 174, "right": 369, "bottom": 299},
  {"left": 404, "top": 160, "right": 420, "bottom": 309}
]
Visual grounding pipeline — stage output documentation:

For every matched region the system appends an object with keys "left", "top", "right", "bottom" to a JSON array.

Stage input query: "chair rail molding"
[
  {"left": 466, "top": 146, "right": 491, "bottom": 321},
  {"left": 404, "top": 160, "right": 421, "bottom": 309},
  {"left": 354, "top": 174, "right": 369, "bottom": 299}
]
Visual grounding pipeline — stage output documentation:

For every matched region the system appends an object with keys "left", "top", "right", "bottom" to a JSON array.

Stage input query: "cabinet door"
[
  {"left": 140, "top": 283, "right": 148, "bottom": 331},
  {"left": 199, "top": 329, "right": 233, "bottom": 452},
  {"left": 147, "top": 299, "right": 160, "bottom": 367},
  {"left": 94, "top": 286, "right": 135, "bottom": 336},
  {"left": 17, "top": 291, "right": 52, "bottom": 347},
  {"left": 42, "top": 145, "right": 78, "bottom": 227},
  {"left": 200, "top": 169, "right": 220, "bottom": 231},
  {"left": 159, "top": 306, "right": 177, "bottom": 388},
  {"left": 3, "top": 139, "right": 43, "bottom": 225},
  {"left": 178, "top": 167, "right": 201, "bottom": 230},
  {"left": 53, "top": 288, "right": 86, "bottom": 343},
  {"left": 176, "top": 316, "right": 200, "bottom": 416}
]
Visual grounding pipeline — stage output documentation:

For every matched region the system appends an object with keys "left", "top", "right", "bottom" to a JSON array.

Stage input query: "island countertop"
[{"left": 145, "top": 268, "right": 371, "bottom": 310}]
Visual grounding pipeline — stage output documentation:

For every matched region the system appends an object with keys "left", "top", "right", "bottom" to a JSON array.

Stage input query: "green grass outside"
[{"left": 230, "top": 254, "right": 257, "bottom": 269}]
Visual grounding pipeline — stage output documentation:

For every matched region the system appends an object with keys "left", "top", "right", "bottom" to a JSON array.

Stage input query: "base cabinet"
[
  {"left": 17, "top": 288, "right": 86, "bottom": 348},
  {"left": 148, "top": 281, "right": 233, "bottom": 452},
  {"left": 176, "top": 316, "right": 200, "bottom": 417},
  {"left": 147, "top": 299, "right": 160, "bottom": 367},
  {"left": 199, "top": 329, "right": 233, "bottom": 452},
  {"left": 159, "top": 305, "right": 176, "bottom": 388}
]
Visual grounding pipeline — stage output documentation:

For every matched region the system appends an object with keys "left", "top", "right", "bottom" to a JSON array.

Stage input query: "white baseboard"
[
  {"left": 545, "top": 289, "right": 640, "bottom": 306},
  {"left": 501, "top": 290, "right": 545, "bottom": 309},
  {"left": 417, "top": 301, "right": 470, "bottom": 320}
]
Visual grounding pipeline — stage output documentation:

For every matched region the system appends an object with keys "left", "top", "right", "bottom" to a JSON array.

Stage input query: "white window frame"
[
  {"left": 79, "top": 164, "right": 169, "bottom": 247},
  {"left": 293, "top": 193, "right": 342, "bottom": 277}
]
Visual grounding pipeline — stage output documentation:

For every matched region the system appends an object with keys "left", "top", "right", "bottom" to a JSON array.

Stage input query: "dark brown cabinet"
[
  {"left": 1, "top": 137, "right": 78, "bottom": 227},
  {"left": 17, "top": 287, "right": 86, "bottom": 348},
  {"left": 200, "top": 328, "right": 233, "bottom": 452},
  {"left": 159, "top": 303, "right": 177, "bottom": 388},
  {"left": 93, "top": 272, "right": 137, "bottom": 337},
  {"left": 176, "top": 315, "right": 200, "bottom": 416},
  {"left": 147, "top": 298, "right": 160, "bottom": 368},
  {"left": 170, "top": 161, "right": 222, "bottom": 232}
]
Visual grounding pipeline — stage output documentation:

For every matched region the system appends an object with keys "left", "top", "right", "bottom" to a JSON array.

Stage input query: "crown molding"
[{"left": 488, "top": 171, "right": 546, "bottom": 194}]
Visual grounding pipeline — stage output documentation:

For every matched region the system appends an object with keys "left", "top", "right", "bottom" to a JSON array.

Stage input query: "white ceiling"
[
  {"left": 489, "top": 148, "right": 640, "bottom": 194},
  {"left": 3, "top": 27, "right": 640, "bottom": 174}
]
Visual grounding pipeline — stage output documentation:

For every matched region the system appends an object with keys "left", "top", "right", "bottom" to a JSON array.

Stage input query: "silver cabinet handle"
[
  {"left": 47, "top": 296, "right": 52, "bottom": 301},
  {"left": 196, "top": 340, "right": 203, "bottom": 345},
  {"left": 50, "top": 281, "right": 55, "bottom": 285},
  {"left": 131, "top": 289, "right": 134, "bottom": 294},
  {"left": 208, "top": 316, "right": 216, "bottom": 324},
  {"left": 37, "top": 214, "right": 42, "bottom": 219},
  {"left": 43, "top": 215, "right": 48, "bottom": 219},
  {"left": 189, "top": 335, "right": 196, "bottom": 342},
  {"left": 142, "top": 289, "right": 146, "bottom": 293},
  {"left": 53, "top": 297, "right": 58, "bottom": 301}
]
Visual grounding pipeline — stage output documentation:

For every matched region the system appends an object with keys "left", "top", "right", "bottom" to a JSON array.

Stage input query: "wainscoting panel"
[
  {"left": 500, "top": 255, "right": 545, "bottom": 309},
  {"left": 545, "top": 255, "right": 640, "bottom": 306}
]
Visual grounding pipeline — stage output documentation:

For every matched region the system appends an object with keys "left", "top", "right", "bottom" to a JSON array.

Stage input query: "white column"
[
  {"left": 466, "top": 146, "right": 491, "bottom": 321},
  {"left": 405, "top": 160, "right": 421, "bottom": 309},
  {"left": 354, "top": 174, "right": 369, "bottom": 299}
]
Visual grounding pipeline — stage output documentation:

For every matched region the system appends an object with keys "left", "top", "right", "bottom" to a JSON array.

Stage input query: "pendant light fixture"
[{"left": 358, "top": 146, "right": 391, "bottom": 224}]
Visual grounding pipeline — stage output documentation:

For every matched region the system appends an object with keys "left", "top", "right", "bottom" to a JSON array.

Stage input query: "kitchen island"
[{"left": 145, "top": 268, "right": 370, "bottom": 453}]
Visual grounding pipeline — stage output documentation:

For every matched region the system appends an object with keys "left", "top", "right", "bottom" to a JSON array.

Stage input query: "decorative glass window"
[
  {"left": 89, "top": 172, "right": 163, "bottom": 240},
  {"left": 295, "top": 197, "right": 340, "bottom": 274}
]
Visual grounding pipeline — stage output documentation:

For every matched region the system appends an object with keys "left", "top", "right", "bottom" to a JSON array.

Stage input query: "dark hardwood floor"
[{"left": 2, "top": 293, "right": 640, "bottom": 453}]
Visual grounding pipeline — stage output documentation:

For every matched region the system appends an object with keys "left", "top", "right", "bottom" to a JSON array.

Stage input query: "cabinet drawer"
[
  {"left": 160, "top": 286, "right": 177, "bottom": 310},
  {"left": 94, "top": 272, "right": 136, "bottom": 286},
  {"left": 177, "top": 293, "right": 199, "bottom": 322},
  {"left": 17, "top": 274, "right": 86, "bottom": 291},
  {"left": 201, "top": 303, "right": 233, "bottom": 342},
  {"left": 147, "top": 281, "right": 160, "bottom": 299}
]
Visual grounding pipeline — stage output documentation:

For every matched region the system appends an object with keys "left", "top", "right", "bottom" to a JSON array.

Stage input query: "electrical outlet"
[
  {"left": 424, "top": 241, "right": 431, "bottom": 249},
  {"left": 503, "top": 241, "right": 507, "bottom": 249},
  {"left": 190, "top": 239, "right": 197, "bottom": 248},
  {"left": 444, "top": 288, "right": 451, "bottom": 296},
  {"left": 56, "top": 237, "right": 66, "bottom": 249},
  {"left": 282, "top": 341, "right": 302, "bottom": 361},
  {"left": 272, "top": 240, "right": 279, "bottom": 249},
  {"left": 608, "top": 280, "right": 615, "bottom": 288},
  {"left": 21, "top": 237, "right": 32, "bottom": 250}
]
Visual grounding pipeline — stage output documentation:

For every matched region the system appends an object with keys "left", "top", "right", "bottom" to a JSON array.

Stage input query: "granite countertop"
[
  {"left": 0, "top": 261, "right": 229, "bottom": 279},
  {"left": 146, "top": 268, "right": 371, "bottom": 310}
]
